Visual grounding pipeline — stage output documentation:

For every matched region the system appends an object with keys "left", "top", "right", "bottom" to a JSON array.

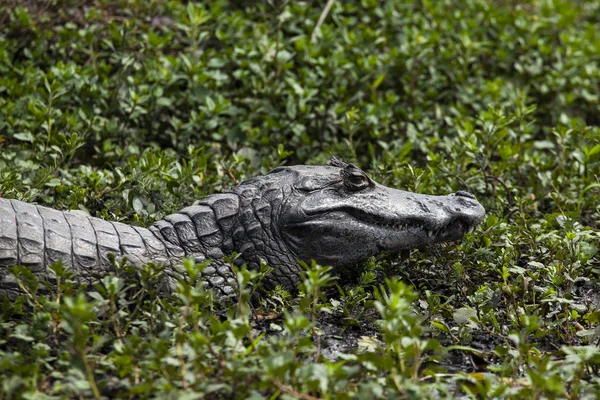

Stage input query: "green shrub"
[{"left": 1, "top": 0, "right": 599, "bottom": 398}]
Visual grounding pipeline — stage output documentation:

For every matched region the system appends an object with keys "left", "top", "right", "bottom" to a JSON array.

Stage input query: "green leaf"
[
  {"left": 13, "top": 132, "right": 35, "bottom": 142},
  {"left": 372, "top": 73, "right": 386, "bottom": 89},
  {"left": 45, "top": 178, "right": 61, "bottom": 187}
]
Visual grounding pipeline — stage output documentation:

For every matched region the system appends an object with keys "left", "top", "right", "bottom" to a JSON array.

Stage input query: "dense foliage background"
[{"left": 1, "top": 0, "right": 599, "bottom": 398}]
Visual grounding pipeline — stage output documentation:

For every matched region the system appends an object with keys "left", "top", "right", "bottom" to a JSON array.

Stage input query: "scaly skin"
[{"left": 0, "top": 159, "right": 486, "bottom": 298}]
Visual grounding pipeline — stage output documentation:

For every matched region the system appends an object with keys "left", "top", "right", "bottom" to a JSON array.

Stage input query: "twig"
[
  {"left": 80, "top": 348, "right": 102, "bottom": 400},
  {"left": 273, "top": 379, "right": 323, "bottom": 400},
  {"left": 16, "top": 277, "right": 43, "bottom": 309},
  {"left": 311, "top": 0, "right": 335, "bottom": 42},
  {"left": 177, "top": 304, "right": 190, "bottom": 390},
  {"left": 227, "top": 168, "right": 239, "bottom": 185}
]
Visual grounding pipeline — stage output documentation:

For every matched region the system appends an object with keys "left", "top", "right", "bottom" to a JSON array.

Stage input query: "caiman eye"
[{"left": 342, "top": 166, "right": 371, "bottom": 191}]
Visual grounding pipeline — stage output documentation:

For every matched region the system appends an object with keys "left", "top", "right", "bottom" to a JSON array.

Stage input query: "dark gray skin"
[{"left": 0, "top": 159, "right": 485, "bottom": 298}]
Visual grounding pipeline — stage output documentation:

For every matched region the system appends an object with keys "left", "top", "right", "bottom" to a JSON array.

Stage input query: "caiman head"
[{"left": 233, "top": 158, "right": 485, "bottom": 289}]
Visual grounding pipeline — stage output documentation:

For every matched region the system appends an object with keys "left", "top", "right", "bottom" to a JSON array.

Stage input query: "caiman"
[{"left": 0, "top": 158, "right": 485, "bottom": 298}]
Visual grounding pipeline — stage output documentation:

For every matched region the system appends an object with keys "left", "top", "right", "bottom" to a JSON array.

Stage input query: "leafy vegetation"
[{"left": 1, "top": 0, "right": 600, "bottom": 398}]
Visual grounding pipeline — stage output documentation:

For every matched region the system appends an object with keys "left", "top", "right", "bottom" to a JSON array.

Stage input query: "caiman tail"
[{"left": 0, "top": 198, "right": 175, "bottom": 298}]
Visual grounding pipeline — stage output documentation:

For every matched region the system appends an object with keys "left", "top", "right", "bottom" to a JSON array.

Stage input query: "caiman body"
[{"left": 0, "top": 159, "right": 485, "bottom": 297}]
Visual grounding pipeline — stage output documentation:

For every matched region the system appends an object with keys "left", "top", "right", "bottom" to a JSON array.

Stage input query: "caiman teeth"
[
  {"left": 375, "top": 217, "right": 476, "bottom": 238},
  {"left": 373, "top": 219, "right": 475, "bottom": 237}
]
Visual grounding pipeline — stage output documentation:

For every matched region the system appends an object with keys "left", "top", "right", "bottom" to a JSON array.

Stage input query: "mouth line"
[
  {"left": 303, "top": 207, "right": 477, "bottom": 238},
  {"left": 367, "top": 216, "right": 475, "bottom": 238}
]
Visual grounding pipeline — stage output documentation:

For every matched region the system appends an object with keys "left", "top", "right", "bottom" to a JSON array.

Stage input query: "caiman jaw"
[
  {"left": 345, "top": 204, "right": 479, "bottom": 237},
  {"left": 374, "top": 217, "right": 478, "bottom": 252},
  {"left": 372, "top": 218, "right": 477, "bottom": 237}
]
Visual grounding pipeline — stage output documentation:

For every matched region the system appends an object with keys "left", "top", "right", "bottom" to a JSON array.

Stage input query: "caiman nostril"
[{"left": 455, "top": 190, "right": 476, "bottom": 199}]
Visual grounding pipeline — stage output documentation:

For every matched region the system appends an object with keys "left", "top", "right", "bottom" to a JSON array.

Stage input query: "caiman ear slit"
[{"left": 327, "top": 157, "right": 348, "bottom": 168}]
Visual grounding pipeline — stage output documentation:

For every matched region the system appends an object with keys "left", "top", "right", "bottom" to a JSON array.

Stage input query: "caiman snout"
[
  {"left": 453, "top": 190, "right": 485, "bottom": 221},
  {"left": 447, "top": 190, "right": 486, "bottom": 228}
]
